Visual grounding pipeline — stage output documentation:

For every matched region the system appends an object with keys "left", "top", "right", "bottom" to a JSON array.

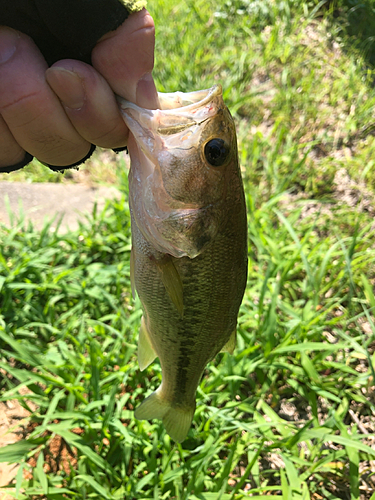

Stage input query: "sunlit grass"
[
  {"left": 1, "top": 0, "right": 375, "bottom": 498},
  {"left": 1, "top": 177, "right": 375, "bottom": 498}
]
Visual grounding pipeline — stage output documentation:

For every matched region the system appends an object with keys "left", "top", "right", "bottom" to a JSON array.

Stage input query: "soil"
[
  {"left": 0, "top": 181, "right": 121, "bottom": 232},
  {"left": 0, "top": 400, "right": 30, "bottom": 499}
]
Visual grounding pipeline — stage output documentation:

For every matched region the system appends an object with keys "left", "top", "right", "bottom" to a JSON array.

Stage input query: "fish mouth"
[
  {"left": 117, "top": 85, "right": 224, "bottom": 177},
  {"left": 118, "top": 84, "right": 222, "bottom": 119},
  {"left": 157, "top": 85, "right": 222, "bottom": 110}
]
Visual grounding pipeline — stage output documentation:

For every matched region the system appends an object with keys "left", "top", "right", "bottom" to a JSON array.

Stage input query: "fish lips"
[{"left": 117, "top": 85, "right": 223, "bottom": 170}]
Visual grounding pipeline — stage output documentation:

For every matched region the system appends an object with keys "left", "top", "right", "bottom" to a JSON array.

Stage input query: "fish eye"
[{"left": 204, "top": 138, "right": 230, "bottom": 167}]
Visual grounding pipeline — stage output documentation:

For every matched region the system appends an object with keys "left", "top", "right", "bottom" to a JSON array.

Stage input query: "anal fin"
[
  {"left": 220, "top": 329, "right": 237, "bottom": 355},
  {"left": 138, "top": 317, "right": 157, "bottom": 371},
  {"left": 135, "top": 387, "right": 195, "bottom": 443},
  {"left": 156, "top": 255, "right": 184, "bottom": 317}
]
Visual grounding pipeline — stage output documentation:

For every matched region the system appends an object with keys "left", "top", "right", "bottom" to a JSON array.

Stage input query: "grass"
[{"left": 1, "top": 0, "right": 375, "bottom": 498}]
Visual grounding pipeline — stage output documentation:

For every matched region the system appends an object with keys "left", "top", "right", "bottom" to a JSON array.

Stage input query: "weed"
[{"left": 1, "top": 0, "right": 375, "bottom": 498}]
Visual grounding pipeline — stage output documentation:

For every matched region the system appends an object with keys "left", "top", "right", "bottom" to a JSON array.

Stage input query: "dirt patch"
[
  {"left": 280, "top": 167, "right": 375, "bottom": 230},
  {"left": 0, "top": 182, "right": 121, "bottom": 232},
  {"left": 0, "top": 400, "right": 30, "bottom": 499},
  {"left": 24, "top": 424, "right": 81, "bottom": 479},
  {"left": 334, "top": 167, "right": 375, "bottom": 214}
]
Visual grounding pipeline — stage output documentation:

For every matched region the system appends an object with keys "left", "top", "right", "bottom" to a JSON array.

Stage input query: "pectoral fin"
[
  {"left": 156, "top": 256, "right": 184, "bottom": 317},
  {"left": 220, "top": 330, "right": 237, "bottom": 355},
  {"left": 138, "top": 317, "right": 157, "bottom": 371}
]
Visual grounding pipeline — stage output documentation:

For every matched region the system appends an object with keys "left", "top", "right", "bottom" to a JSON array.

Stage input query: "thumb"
[{"left": 91, "top": 9, "right": 159, "bottom": 109}]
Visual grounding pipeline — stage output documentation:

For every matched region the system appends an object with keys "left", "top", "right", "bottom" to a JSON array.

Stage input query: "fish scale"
[{"left": 119, "top": 85, "right": 248, "bottom": 442}]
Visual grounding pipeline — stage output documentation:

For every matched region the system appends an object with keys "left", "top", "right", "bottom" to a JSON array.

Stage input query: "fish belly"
[{"left": 131, "top": 205, "right": 247, "bottom": 442}]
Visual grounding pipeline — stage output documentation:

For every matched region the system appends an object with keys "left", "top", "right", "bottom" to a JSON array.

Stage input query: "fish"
[{"left": 118, "top": 85, "right": 248, "bottom": 443}]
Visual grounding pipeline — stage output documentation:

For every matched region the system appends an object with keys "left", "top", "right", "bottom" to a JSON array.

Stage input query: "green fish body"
[{"left": 119, "top": 86, "right": 247, "bottom": 442}]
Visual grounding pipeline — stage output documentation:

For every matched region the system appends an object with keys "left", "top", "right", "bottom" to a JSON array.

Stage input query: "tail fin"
[{"left": 134, "top": 388, "right": 195, "bottom": 443}]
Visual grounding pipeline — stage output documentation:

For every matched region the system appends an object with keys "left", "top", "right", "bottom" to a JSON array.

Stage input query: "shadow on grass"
[{"left": 330, "top": 0, "right": 375, "bottom": 67}]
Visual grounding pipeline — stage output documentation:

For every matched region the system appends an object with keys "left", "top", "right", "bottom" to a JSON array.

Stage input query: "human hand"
[{"left": 0, "top": 9, "right": 159, "bottom": 171}]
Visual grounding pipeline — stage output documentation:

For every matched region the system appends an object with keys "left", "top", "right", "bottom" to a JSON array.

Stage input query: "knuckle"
[{"left": 0, "top": 89, "right": 44, "bottom": 127}]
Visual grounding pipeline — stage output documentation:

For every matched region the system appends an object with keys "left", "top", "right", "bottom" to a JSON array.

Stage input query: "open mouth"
[
  {"left": 117, "top": 85, "right": 222, "bottom": 142},
  {"left": 117, "top": 85, "right": 224, "bottom": 176},
  {"left": 118, "top": 84, "right": 221, "bottom": 113}
]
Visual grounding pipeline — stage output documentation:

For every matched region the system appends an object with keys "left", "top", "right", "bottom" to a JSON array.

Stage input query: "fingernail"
[
  {"left": 136, "top": 73, "right": 159, "bottom": 109},
  {"left": 0, "top": 27, "right": 19, "bottom": 64},
  {"left": 46, "top": 67, "right": 85, "bottom": 110}
]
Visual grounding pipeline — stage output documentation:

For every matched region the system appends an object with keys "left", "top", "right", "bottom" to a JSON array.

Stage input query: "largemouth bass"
[{"left": 119, "top": 85, "right": 247, "bottom": 443}]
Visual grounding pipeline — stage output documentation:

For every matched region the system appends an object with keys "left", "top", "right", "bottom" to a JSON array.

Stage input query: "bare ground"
[
  {"left": 0, "top": 400, "right": 31, "bottom": 499},
  {"left": 0, "top": 181, "right": 121, "bottom": 232}
]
